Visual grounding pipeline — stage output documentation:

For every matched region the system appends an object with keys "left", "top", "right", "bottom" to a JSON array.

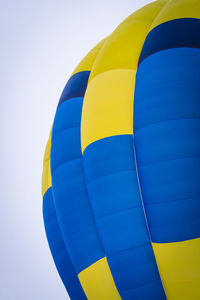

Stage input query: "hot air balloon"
[{"left": 42, "top": 0, "right": 200, "bottom": 299}]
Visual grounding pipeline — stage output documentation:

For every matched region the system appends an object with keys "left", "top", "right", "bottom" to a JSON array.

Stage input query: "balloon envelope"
[{"left": 42, "top": 1, "right": 200, "bottom": 299}]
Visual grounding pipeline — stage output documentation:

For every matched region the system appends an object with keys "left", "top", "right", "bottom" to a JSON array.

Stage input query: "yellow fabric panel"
[
  {"left": 78, "top": 257, "right": 121, "bottom": 300},
  {"left": 81, "top": 0, "right": 168, "bottom": 152},
  {"left": 81, "top": 69, "right": 136, "bottom": 152},
  {"left": 152, "top": 238, "right": 200, "bottom": 300},
  {"left": 88, "top": 0, "right": 167, "bottom": 82},
  {"left": 150, "top": 0, "right": 200, "bottom": 30},
  {"left": 42, "top": 161, "right": 51, "bottom": 197},
  {"left": 42, "top": 134, "right": 52, "bottom": 197},
  {"left": 71, "top": 38, "right": 107, "bottom": 76}
]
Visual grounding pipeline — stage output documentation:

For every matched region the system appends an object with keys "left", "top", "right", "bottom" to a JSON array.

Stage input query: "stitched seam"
[
  {"left": 86, "top": 169, "right": 136, "bottom": 185},
  {"left": 135, "top": 117, "right": 200, "bottom": 133},
  {"left": 52, "top": 125, "right": 80, "bottom": 141},
  {"left": 139, "top": 45, "right": 200, "bottom": 66},
  {"left": 145, "top": 195, "right": 200, "bottom": 207},
  {"left": 107, "top": 241, "right": 150, "bottom": 257},
  {"left": 139, "top": 155, "right": 200, "bottom": 168},
  {"left": 95, "top": 204, "right": 142, "bottom": 222},
  {"left": 119, "top": 277, "right": 162, "bottom": 294},
  {"left": 57, "top": 96, "right": 84, "bottom": 108},
  {"left": 52, "top": 157, "right": 82, "bottom": 174}
]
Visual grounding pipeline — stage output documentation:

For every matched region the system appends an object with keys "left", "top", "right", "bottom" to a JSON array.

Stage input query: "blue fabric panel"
[
  {"left": 120, "top": 280, "right": 166, "bottom": 300},
  {"left": 135, "top": 48, "right": 200, "bottom": 132},
  {"left": 58, "top": 71, "right": 90, "bottom": 107},
  {"left": 51, "top": 98, "right": 83, "bottom": 172},
  {"left": 53, "top": 97, "right": 83, "bottom": 136},
  {"left": 51, "top": 127, "right": 81, "bottom": 172},
  {"left": 43, "top": 188, "right": 87, "bottom": 300},
  {"left": 83, "top": 135, "right": 166, "bottom": 299},
  {"left": 107, "top": 244, "right": 166, "bottom": 300},
  {"left": 51, "top": 98, "right": 104, "bottom": 274},
  {"left": 96, "top": 207, "right": 149, "bottom": 254},
  {"left": 84, "top": 135, "right": 137, "bottom": 183},
  {"left": 87, "top": 171, "right": 141, "bottom": 219},
  {"left": 139, "top": 18, "right": 200, "bottom": 65},
  {"left": 134, "top": 47, "right": 200, "bottom": 243},
  {"left": 135, "top": 119, "right": 200, "bottom": 166}
]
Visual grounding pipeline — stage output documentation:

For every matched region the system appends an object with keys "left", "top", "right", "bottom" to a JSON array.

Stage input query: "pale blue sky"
[{"left": 1, "top": 0, "right": 152, "bottom": 299}]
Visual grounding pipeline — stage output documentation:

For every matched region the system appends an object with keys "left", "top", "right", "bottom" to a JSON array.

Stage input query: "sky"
[{"left": 1, "top": 0, "right": 152, "bottom": 299}]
